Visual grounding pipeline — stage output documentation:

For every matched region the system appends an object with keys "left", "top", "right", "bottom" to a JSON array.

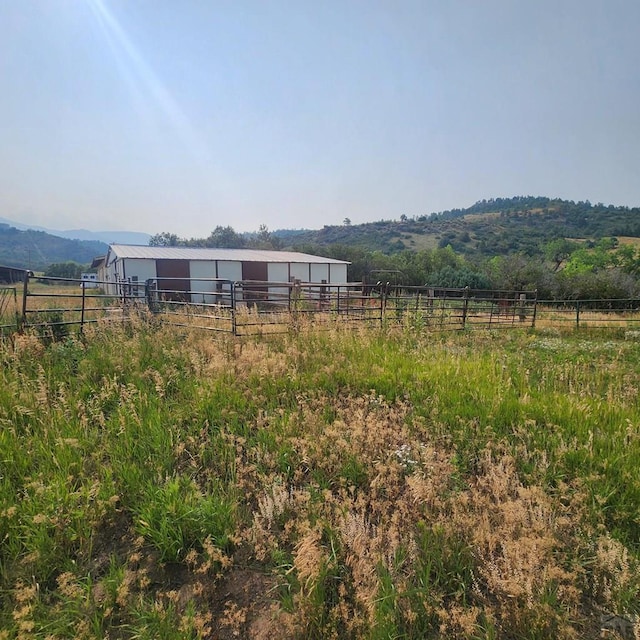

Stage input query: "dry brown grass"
[{"left": 2, "top": 321, "right": 639, "bottom": 639}]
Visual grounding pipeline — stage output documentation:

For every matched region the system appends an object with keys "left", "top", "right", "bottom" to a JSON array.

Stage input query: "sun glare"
[{"left": 84, "top": 0, "right": 213, "bottom": 165}]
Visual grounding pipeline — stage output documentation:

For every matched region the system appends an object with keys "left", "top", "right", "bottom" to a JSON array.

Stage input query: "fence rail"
[
  {"left": 9, "top": 274, "right": 640, "bottom": 337},
  {"left": 536, "top": 299, "right": 640, "bottom": 329},
  {"left": 144, "top": 277, "right": 386, "bottom": 335},
  {"left": 384, "top": 286, "right": 537, "bottom": 330}
]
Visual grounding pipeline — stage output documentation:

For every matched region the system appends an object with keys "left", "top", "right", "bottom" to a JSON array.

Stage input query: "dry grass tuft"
[{"left": 2, "top": 322, "right": 639, "bottom": 638}]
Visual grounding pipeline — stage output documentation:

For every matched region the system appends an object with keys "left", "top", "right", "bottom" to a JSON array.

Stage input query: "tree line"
[
  {"left": 299, "top": 238, "right": 640, "bottom": 300},
  {"left": 44, "top": 238, "right": 640, "bottom": 299},
  {"left": 143, "top": 226, "right": 640, "bottom": 300},
  {"left": 148, "top": 225, "right": 282, "bottom": 250},
  {"left": 42, "top": 193, "right": 640, "bottom": 301}
]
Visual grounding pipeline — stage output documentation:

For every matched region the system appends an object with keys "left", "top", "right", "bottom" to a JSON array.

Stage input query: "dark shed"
[{"left": 0, "top": 265, "right": 32, "bottom": 284}]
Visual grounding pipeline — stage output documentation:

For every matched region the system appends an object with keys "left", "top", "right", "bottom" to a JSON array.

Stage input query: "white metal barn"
[{"left": 95, "top": 244, "right": 350, "bottom": 302}]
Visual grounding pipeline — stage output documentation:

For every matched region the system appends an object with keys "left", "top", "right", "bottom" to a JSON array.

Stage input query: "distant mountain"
[
  {"left": 55, "top": 228, "right": 151, "bottom": 244},
  {"left": 0, "top": 217, "right": 150, "bottom": 246},
  {"left": 0, "top": 224, "right": 107, "bottom": 271},
  {"left": 280, "top": 196, "right": 640, "bottom": 257}
]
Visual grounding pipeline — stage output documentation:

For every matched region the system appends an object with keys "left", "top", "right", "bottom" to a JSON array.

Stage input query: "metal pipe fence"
[
  {"left": 142, "top": 278, "right": 385, "bottom": 335},
  {"left": 384, "top": 286, "right": 537, "bottom": 330},
  {"left": 536, "top": 298, "right": 640, "bottom": 329},
  {"left": 19, "top": 275, "right": 131, "bottom": 338},
  {"left": 12, "top": 274, "right": 640, "bottom": 337}
]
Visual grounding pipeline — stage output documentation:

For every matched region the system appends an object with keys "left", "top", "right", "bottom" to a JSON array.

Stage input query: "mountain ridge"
[
  {"left": 0, "top": 217, "right": 150, "bottom": 246},
  {"left": 3, "top": 196, "right": 640, "bottom": 271},
  {"left": 0, "top": 224, "right": 108, "bottom": 271},
  {"left": 280, "top": 196, "right": 640, "bottom": 257}
]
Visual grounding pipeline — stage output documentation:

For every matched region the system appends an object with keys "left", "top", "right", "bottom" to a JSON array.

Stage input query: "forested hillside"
[
  {"left": 280, "top": 197, "right": 640, "bottom": 299},
  {"left": 281, "top": 196, "right": 640, "bottom": 257},
  {"left": 145, "top": 197, "right": 640, "bottom": 300},
  {"left": 0, "top": 224, "right": 107, "bottom": 271}
]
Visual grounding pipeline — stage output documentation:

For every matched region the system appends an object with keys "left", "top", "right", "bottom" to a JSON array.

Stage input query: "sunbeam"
[{"left": 85, "top": 0, "right": 214, "bottom": 166}]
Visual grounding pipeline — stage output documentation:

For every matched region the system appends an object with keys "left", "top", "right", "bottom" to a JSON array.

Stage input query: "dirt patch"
[
  {"left": 206, "top": 568, "right": 288, "bottom": 640},
  {"left": 81, "top": 510, "right": 134, "bottom": 577}
]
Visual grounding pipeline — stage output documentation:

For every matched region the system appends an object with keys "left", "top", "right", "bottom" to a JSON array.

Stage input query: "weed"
[{"left": 0, "top": 321, "right": 639, "bottom": 638}]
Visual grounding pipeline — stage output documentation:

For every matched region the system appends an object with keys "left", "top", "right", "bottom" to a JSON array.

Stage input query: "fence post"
[
  {"left": 148, "top": 279, "right": 160, "bottom": 314},
  {"left": 576, "top": 300, "right": 580, "bottom": 328},
  {"left": 293, "top": 279, "right": 301, "bottom": 311},
  {"left": 20, "top": 271, "right": 29, "bottom": 332},
  {"left": 80, "top": 282, "right": 86, "bottom": 331},
  {"left": 518, "top": 293, "right": 526, "bottom": 323},
  {"left": 462, "top": 286, "right": 470, "bottom": 329},
  {"left": 231, "top": 281, "right": 237, "bottom": 336},
  {"left": 532, "top": 290, "right": 538, "bottom": 328},
  {"left": 383, "top": 282, "right": 390, "bottom": 318}
]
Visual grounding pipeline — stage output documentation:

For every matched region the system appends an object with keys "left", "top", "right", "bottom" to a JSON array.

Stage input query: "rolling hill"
[
  {"left": 0, "top": 216, "right": 151, "bottom": 245},
  {"left": 4, "top": 196, "right": 640, "bottom": 273},
  {"left": 0, "top": 224, "right": 107, "bottom": 271},
  {"left": 281, "top": 196, "right": 640, "bottom": 257}
]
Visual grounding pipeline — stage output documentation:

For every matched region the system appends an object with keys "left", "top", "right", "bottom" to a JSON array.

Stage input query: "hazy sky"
[{"left": 1, "top": 1, "right": 639, "bottom": 237}]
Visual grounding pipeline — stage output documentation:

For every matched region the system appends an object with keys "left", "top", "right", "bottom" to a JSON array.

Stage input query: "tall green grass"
[{"left": 0, "top": 320, "right": 638, "bottom": 638}]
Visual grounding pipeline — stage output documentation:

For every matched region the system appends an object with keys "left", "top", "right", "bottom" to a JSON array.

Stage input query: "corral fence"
[
  {"left": 114, "top": 277, "right": 386, "bottom": 335},
  {"left": 14, "top": 275, "right": 386, "bottom": 337},
  {"left": 15, "top": 275, "right": 134, "bottom": 340},
  {"left": 536, "top": 298, "right": 640, "bottom": 329},
  {"left": 144, "top": 280, "right": 539, "bottom": 334},
  {"left": 384, "top": 286, "right": 537, "bottom": 330},
  {"left": 8, "top": 273, "right": 640, "bottom": 337},
  {"left": 12, "top": 274, "right": 539, "bottom": 336}
]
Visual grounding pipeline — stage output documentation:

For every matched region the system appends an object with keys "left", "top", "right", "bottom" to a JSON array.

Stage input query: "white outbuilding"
[{"left": 94, "top": 244, "right": 350, "bottom": 302}]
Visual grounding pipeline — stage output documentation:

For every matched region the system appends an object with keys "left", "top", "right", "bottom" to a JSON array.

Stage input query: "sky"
[{"left": 1, "top": 0, "right": 639, "bottom": 237}]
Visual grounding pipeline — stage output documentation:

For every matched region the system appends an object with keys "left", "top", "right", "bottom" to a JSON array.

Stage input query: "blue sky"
[{"left": 1, "top": 1, "right": 639, "bottom": 237}]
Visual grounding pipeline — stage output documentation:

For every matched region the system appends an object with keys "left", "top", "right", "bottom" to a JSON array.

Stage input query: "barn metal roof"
[{"left": 106, "top": 244, "right": 349, "bottom": 264}]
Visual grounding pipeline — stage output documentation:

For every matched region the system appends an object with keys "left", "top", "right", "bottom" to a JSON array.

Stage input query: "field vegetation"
[
  {"left": 1, "top": 317, "right": 639, "bottom": 638},
  {"left": 143, "top": 197, "right": 640, "bottom": 300}
]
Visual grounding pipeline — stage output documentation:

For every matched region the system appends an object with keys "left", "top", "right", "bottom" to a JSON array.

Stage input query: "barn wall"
[
  {"left": 310, "top": 263, "right": 329, "bottom": 283},
  {"left": 102, "top": 252, "right": 347, "bottom": 303},
  {"left": 126, "top": 259, "right": 157, "bottom": 297},
  {"left": 103, "top": 260, "right": 119, "bottom": 295},
  {"left": 267, "top": 263, "right": 288, "bottom": 282},
  {"left": 215, "top": 261, "right": 242, "bottom": 301},
  {"left": 103, "top": 258, "right": 157, "bottom": 296},
  {"left": 189, "top": 260, "right": 218, "bottom": 303},
  {"left": 289, "top": 263, "right": 310, "bottom": 282},
  {"left": 129, "top": 259, "right": 158, "bottom": 282},
  {"left": 216, "top": 261, "right": 242, "bottom": 281},
  {"left": 96, "top": 264, "right": 108, "bottom": 287},
  {"left": 328, "top": 263, "right": 348, "bottom": 283},
  {"left": 267, "top": 263, "right": 290, "bottom": 300},
  {"left": 101, "top": 267, "right": 117, "bottom": 294}
]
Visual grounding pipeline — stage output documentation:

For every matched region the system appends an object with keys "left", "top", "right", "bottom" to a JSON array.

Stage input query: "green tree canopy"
[
  {"left": 204, "top": 226, "right": 246, "bottom": 248},
  {"left": 149, "top": 232, "right": 180, "bottom": 247},
  {"left": 44, "top": 261, "right": 84, "bottom": 281}
]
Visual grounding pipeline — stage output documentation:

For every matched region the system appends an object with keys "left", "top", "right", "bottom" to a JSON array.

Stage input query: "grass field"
[{"left": 1, "top": 318, "right": 639, "bottom": 639}]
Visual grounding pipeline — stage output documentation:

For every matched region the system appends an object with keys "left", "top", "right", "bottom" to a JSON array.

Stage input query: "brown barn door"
[
  {"left": 156, "top": 259, "right": 191, "bottom": 301},
  {"left": 242, "top": 261, "right": 268, "bottom": 301}
]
